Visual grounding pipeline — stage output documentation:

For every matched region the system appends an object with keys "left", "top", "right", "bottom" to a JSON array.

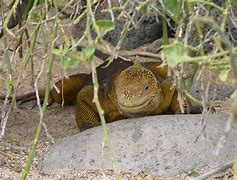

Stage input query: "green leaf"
[
  {"left": 61, "top": 56, "right": 79, "bottom": 69},
  {"left": 187, "top": 170, "right": 199, "bottom": 177},
  {"left": 96, "top": 20, "right": 115, "bottom": 36},
  {"left": 162, "top": 42, "right": 188, "bottom": 67},
  {"left": 52, "top": 44, "right": 80, "bottom": 69},
  {"left": 52, "top": 44, "right": 70, "bottom": 56},
  {"left": 218, "top": 69, "right": 229, "bottom": 81},
  {"left": 82, "top": 45, "right": 95, "bottom": 59},
  {"left": 158, "top": 0, "right": 183, "bottom": 23},
  {"left": 51, "top": 48, "right": 62, "bottom": 56}
]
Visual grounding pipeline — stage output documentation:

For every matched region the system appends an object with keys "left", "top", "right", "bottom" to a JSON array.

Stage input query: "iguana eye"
[{"left": 144, "top": 85, "right": 150, "bottom": 90}]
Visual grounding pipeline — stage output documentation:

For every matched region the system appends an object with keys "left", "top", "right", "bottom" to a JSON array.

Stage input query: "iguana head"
[{"left": 114, "top": 61, "right": 162, "bottom": 117}]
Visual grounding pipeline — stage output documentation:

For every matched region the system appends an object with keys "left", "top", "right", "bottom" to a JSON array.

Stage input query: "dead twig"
[
  {"left": 20, "top": 1, "right": 59, "bottom": 179},
  {"left": 190, "top": 161, "right": 234, "bottom": 180},
  {"left": 119, "top": 50, "right": 162, "bottom": 60},
  {"left": 86, "top": 0, "right": 120, "bottom": 179}
]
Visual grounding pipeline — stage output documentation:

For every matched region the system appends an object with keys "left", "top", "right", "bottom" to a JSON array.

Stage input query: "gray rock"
[
  {"left": 105, "top": 16, "right": 164, "bottom": 50},
  {"left": 72, "top": 1, "right": 168, "bottom": 50},
  {"left": 73, "top": 14, "right": 165, "bottom": 50},
  {"left": 41, "top": 113, "right": 237, "bottom": 177},
  {"left": 190, "top": 82, "right": 234, "bottom": 100}
]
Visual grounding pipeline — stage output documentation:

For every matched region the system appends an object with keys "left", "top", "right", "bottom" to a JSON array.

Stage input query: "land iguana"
[{"left": 1, "top": 58, "right": 202, "bottom": 131}]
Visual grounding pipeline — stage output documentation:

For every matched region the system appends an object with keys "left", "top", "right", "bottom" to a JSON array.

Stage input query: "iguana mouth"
[{"left": 118, "top": 95, "right": 157, "bottom": 113}]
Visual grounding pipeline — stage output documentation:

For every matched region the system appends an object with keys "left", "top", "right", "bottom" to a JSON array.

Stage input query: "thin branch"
[
  {"left": 3, "top": 0, "right": 21, "bottom": 37},
  {"left": 20, "top": 1, "right": 58, "bottom": 179},
  {"left": 107, "top": 0, "right": 115, "bottom": 22},
  {"left": 0, "top": 0, "right": 15, "bottom": 137},
  {"left": 188, "top": 0, "right": 224, "bottom": 11},
  {"left": 119, "top": 50, "right": 162, "bottom": 60},
  {"left": 191, "top": 161, "right": 234, "bottom": 180},
  {"left": 86, "top": 0, "right": 120, "bottom": 179}
]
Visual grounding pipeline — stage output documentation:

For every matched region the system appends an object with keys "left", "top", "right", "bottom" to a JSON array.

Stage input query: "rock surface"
[
  {"left": 41, "top": 113, "right": 237, "bottom": 177},
  {"left": 72, "top": 1, "right": 171, "bottom": 50},
  {"left": 190, "top": 82, "right": 234, "bottom": 100}
]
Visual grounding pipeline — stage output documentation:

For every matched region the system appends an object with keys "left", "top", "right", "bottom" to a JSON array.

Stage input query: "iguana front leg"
[
  {"left": 76, "top": 86, "right": 100, "bottom": 131},
  {"left": 152, "top": 82, "right": 178, "bottom": 114},
  {"left": 76, "top": 85, "right": 126, "bottom": 131}
]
